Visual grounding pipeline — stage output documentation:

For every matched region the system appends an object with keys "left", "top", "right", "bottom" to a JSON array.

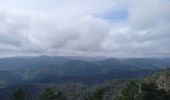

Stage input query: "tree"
[
  {"left": 39, "top": 88, "right": 66, "bottom": 100},
  {"left": 121, "top": 81, "right": 140, "bottom": 100},
  {"left": 115, "top": 80, "right": 142, "bottom": 100},
  {"left": 115, "top": 81, "right": 170, "bottom": 100},
  {"left": 141, "top": 82, "right": 170, "bottom": 100},
  {"left": 87, "top": 86, "right": 106, "bottom": 100},
  {"left": 13, "top": 88, "right": 26, "bottom": 100}
]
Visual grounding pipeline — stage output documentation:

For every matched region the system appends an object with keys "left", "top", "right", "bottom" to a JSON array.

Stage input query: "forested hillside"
[{"left": 1, "top": 70, "right": 170, "bottom": 100}]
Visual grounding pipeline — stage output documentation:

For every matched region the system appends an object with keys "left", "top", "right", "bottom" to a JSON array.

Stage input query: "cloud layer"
[{"left": 0, "top": 0, "right": 170, "bottom": 57}]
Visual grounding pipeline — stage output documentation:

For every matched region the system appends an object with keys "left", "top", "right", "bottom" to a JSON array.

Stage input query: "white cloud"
[
  {"left": 0, "top": 0, "right": 170, "bottom": 57},
  {"left": 129, "top": 0, "right": 170, "bottom": 29}
]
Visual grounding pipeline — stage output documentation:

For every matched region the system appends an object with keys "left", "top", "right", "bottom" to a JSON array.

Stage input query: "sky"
[{"left": 0, "top": 0, "right": 170, "bottom": 57}]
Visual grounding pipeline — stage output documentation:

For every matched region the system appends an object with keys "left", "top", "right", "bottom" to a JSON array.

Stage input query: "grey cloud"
[
  {"left": 0, "top": 4, "right": 111, "bottom": 56},
  {"left": 0, "top": 0, "right": 170, "bottom": 57},
  {"left": 31, "top": 15, "right": 110, "bottom": 52},
  {"left": 102, "top": 0, "right": 170, "bottom": 57},
  {"left": 0, "top": 11, "right": 29, "bottom": 47},
  {"left": 129, "top": 0, "right": 170, "bottom": 29}
]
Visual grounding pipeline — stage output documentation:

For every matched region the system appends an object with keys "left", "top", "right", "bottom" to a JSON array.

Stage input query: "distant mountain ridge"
[
  {"left": 0, "top": 56, "right": 169, "bottom": 70},
  {"left": 0, "top": 56, "right": 108, "bottom": 70},
  {"left": 0, "top": 56, "right": 169, "bottom": 87}
]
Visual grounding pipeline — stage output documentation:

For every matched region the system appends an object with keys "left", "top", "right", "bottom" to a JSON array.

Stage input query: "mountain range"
[
  {"left": 0, "top": 56, "right": 170, "bottom": 100},
  {"left": 0, "top": 56, "right": 169, "bottom": 87}
]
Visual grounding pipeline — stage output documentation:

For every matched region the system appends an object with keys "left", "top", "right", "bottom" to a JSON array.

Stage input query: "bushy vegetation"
[
  {"left": 39, "top": 88, "right": 66, "bottom": 100},
  {"left": 141, "top": 82, "right": 170, "bottom": 100},
  {"left": 87, "top": 86, "right": 106, "bottom": 100},
  {"left": 115, "top": 81, "right": 170, "bottom": 100},
  {"left": 10, "top": 80, "right": 170, "bottom": 100},
  {"left": 115, "top": 80, "right": 141, "bottom": 100},
  {"left": 4, "top": 70, "right": 170, "bottom": 100},
  {"left": 13, "top": 89, "right": 25, "bottom": 100}
]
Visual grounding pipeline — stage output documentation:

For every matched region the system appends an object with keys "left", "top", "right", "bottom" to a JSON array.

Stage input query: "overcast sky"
[{"left": 0, "top": 0, "right": 170, "bottom": 57}]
